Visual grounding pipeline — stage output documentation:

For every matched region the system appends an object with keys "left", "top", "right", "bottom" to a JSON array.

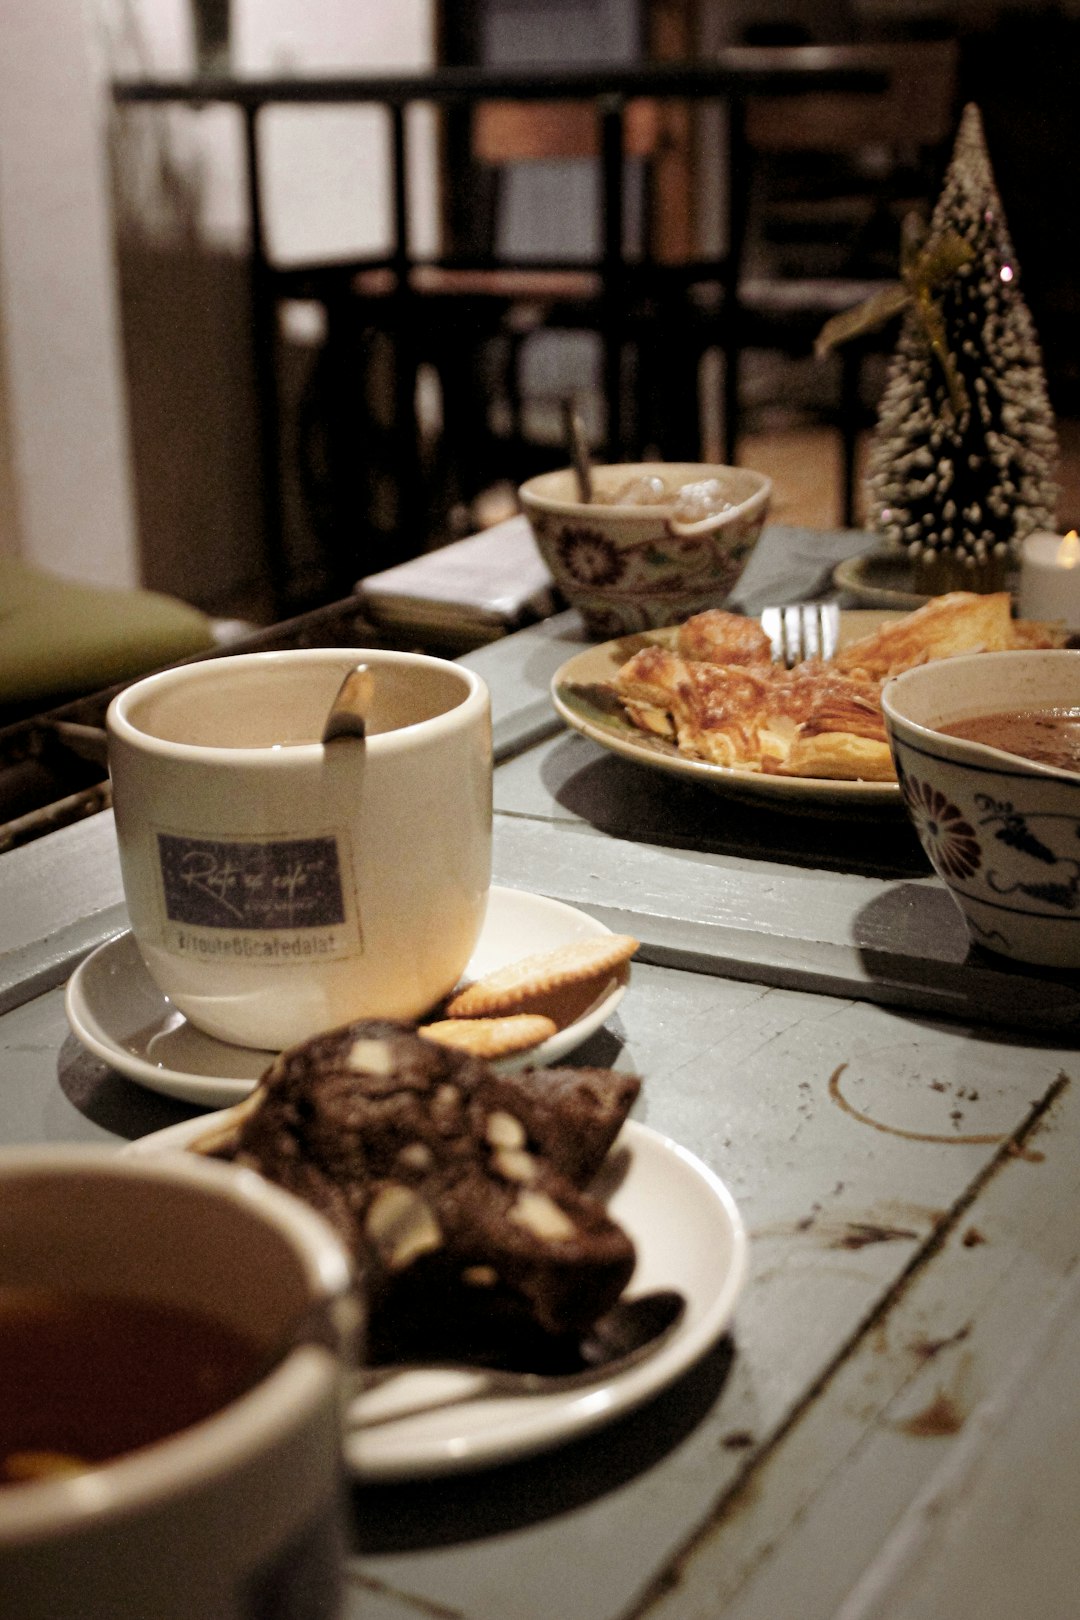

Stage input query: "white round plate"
[
  {"left": 551, "top": 611, "right": 904, "bottom": 810},
  {"left": 65, "top": 886, "right": 629, "bottom": 1108},
  {"left": 124, "top": 1116, "right": 747, "bottom": 1479}
]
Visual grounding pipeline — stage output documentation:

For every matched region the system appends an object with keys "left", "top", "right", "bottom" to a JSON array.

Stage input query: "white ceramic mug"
[
  {"left": 107, "top": 647, "right": 493, "bottom": 1049},
  {"left": 0, "top": 1146, "right": 358, "bottom": 1620}
]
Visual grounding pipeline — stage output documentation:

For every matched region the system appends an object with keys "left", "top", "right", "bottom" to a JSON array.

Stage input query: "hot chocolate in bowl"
[{"left": 881, "top": 648, "right": 1080, "bottom": 968}]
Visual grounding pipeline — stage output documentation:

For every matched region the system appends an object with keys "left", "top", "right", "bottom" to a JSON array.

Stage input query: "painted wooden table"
[{"left": 2, "top": 610, "right": 1079, "bottom": 1620}]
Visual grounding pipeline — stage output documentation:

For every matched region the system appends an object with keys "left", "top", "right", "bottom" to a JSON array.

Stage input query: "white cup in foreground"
[
  {"left": 0, "top": 1146, "right": 358, "bottom": 1620},
  {"left": 107, "top": 647, "right": 493, "bottom": 1049}
]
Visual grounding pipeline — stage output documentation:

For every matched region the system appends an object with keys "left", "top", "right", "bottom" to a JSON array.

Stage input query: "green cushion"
[{"left": 0, "top": 558, "right": 217, "bottom": 707}]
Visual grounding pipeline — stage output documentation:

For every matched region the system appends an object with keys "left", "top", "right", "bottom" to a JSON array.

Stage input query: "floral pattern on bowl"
[
  {"left": 519, "top": 463, "right": 771, "bottom": 638},
  {"left": 898, "top": 775, "right": 983, "bottom": 882},
  {"left": 883, "top": 649, "right": 1080, "bottom": 968}
]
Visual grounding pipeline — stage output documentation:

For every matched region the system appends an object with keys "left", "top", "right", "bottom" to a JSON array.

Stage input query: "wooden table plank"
[
  {"left": 844, "top": 1270, "right": 1080, "bottom": 1620},
  {"left": 3, "top": 949, "right": 1073, "bottom": 1620},
  {"left": 494, "top": 727, "right": 928, "bottom": 878},
  {"left": 338, "top": 980, "right": 1075, "bottom": 1620},
  {"left": 491, "top": 816, "right": 1080, "bottom": 1034},
  {"left": 647, "top": 1058, "right": 1080, "bottom": 1620},
  {"left": 3, "top": 599, "right": 1079, "bottom": 1620},
  {"left": 0, "top": 812, "right": 126, "bottom": 1015},
  {"left": 4, "top": 774, "right": 1077, "bottom": 1041},
  {"left": 462, "top": 612, "right": 584, "bottom": 762}
]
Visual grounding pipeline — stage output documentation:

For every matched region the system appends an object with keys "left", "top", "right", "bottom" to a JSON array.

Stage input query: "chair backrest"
[
  {"left": 455, "top": 97, "right": 670, "bottom": 269},
  {"left": 741, "top": 40, "right": 959, "bottom": 156},
  {"left": 729, "top": 39, "right": 961, "bottom": 285},
  {"left": 470, "top": 98, "right": 663, "bottom": 165}
]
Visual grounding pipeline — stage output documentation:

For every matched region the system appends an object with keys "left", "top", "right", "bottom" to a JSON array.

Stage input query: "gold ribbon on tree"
[{"left": 815, "top": 216, "right": 974, "bottom": 419}]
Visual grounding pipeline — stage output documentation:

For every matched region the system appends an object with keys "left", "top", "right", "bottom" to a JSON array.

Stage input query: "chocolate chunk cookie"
[{"left": 211, "top": 1021, "right": 640, "bottom": 1363}]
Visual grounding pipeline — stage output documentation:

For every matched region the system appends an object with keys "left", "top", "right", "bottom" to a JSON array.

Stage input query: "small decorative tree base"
[{"left": 911, "top": 550, "right": 1011, "bottom": 597}]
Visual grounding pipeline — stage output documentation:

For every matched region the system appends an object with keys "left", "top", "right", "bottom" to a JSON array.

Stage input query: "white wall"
[
  {"left": 104, "top": 0, "right": 436, "bottom": 611},
  {"left": 237, "top": 0, "right": 438, "bottom": 265},
  {"left": 0, "top": 0, "right": 435, "bottom": 606},
  {"left": 109, "top": 0, "right": 438, "bottom": 264},
  {"left": 0, "top": 0, "right": 138, "bottom": 587}
]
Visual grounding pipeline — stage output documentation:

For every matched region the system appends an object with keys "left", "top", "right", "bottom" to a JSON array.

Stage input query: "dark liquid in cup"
[
  {"left": 0, "top": 1287, "right": 263, "bottom": 1486},
  {"left": 940, "top": 707, "right": 1080, "bottom": 774}
]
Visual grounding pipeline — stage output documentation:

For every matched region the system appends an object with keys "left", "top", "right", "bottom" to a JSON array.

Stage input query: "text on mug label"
[{"left": 158, "top": 833, "right": 347, "bottom": 931}]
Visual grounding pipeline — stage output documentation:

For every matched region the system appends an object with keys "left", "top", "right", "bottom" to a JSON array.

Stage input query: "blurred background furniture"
[
  {"left": 113, "top": 56, "right": 890, "bottom": 617},
  {"left": 327, "top": 86, "right": 673, "bottom": 566},
  {"left": 0, "top": 558, "right": 218, "bottom": 724},
  {"left": 97, "top": 5, "right": 1080, "bottom": 637},
  {"left": 720, "top": 39, "right": 960, "bottom": 526}
]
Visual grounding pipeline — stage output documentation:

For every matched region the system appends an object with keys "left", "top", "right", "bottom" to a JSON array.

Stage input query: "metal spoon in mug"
[
  {"left": 322, "top": 663, "right": 375, "bottom": 744},
  {"left": 352, "top": 1288, "right": 687, "bottom": 1427},
  {"left": 562, "top": 395, "right": 594, "bottom": 504}
]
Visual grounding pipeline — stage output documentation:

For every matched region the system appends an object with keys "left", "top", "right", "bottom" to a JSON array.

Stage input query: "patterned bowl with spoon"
[{"left": 519, "top": 462, "right": 772, "bottom": 639}]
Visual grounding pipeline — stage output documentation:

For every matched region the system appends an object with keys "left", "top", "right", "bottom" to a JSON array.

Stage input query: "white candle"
[{"left": 1018, "top": 529, "right": 1080, "bottom": 628}]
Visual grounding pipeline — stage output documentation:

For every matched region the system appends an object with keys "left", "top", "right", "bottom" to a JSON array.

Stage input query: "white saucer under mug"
[{"left": 65, "top": 887, "right": 629, "bottom": 1108}]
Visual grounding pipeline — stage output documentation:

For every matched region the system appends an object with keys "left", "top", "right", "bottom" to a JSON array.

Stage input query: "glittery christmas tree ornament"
[{"left": 865, "top": 102, "right": 1058, "bottom": 595}]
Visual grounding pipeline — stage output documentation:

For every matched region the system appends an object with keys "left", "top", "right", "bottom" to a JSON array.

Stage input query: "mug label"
[{"left": 155, "top": 832, "right": 361, "bottom": 961}]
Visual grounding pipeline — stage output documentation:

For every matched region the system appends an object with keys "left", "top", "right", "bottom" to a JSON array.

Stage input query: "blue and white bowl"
[{"left": 882, "top": 649, "right": 1080, "bottom": 968}]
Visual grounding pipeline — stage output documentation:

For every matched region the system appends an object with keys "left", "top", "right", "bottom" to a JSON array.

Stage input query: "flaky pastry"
[
  {"left": 832, "top": 591, "right": 1064, "bottom": 680},
  {"left": 614, "top": 644, "right": 892, "bottom": 779},
  {"left": 675, "top": 609, "right": 774, "bottom": 666},
  {"left": 611, "top": 594, "right": 1066, "bottom": 783}
]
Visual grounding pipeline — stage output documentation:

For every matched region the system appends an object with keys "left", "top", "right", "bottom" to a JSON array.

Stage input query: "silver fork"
[{"left": 760, "top": 602, "right": 840, "bottom": 666}]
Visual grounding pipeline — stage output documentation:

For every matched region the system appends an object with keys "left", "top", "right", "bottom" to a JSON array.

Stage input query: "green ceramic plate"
[{"left": 833, "top": 549, "right": 1020, "bottom": 610}]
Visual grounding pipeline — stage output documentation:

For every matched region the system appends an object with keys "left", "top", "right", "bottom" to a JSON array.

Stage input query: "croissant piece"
[{"left": 611, "top": 593, "right": 1065, "bottom": 783}]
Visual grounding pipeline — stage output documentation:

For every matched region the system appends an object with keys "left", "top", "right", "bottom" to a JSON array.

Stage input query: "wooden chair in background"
[
  {"left": 399, "top": 94, "right": 679, "bottom": 526},
  {"left": 296, "top": 92, "right": 679, "bottom": 567},
  {"left": 419, "top": 43, "right": 962, "bottom": 535},
  {"left": 719, "top": 39, "right": 961, "bottom": 525}
]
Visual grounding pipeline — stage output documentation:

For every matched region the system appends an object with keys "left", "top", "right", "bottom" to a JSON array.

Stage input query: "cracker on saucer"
[
  {"left": 419, "top": 1013, "right": 558, "bottom": 1058},
  {"left": 444, "top": 935, "right": 639, "bottom": 1019}
]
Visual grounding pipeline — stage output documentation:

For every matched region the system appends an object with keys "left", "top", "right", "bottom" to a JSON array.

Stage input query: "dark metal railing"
[{"left": 113, "top": 57, "right": 886, "bottom": 613}]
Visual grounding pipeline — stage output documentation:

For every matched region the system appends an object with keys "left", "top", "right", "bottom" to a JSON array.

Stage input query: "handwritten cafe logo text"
[{"left": 155, "top": 832, "right": 360, "bottom": 962}]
